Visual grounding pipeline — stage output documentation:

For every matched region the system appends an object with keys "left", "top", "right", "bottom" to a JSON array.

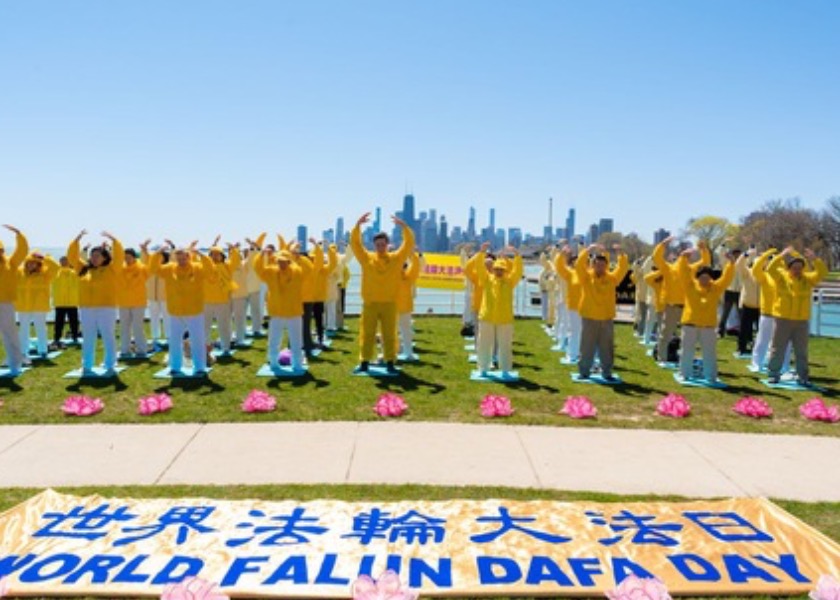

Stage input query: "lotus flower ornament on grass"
[
  {"left": 800, "top": 398, "right": 840, "bottom": 423},
  {"left": 62, "top": 395, "right": 104, "bottom": 416},
  {"left": 374, "top": 392, "right": 408, "bottom": 417},
  {"left": 241, "top": 389, "right": 277, "bottom": 413},
  {"left": 160, "top": 576, "right": 229, "bottom": 600},
  {"left": 352, "top": 570, "right": 419, "bottom": 600},
  {"left": 560, "top": 395, "right": 598, "bottom": 419},
  {"left": 733, "top": 396, "right": 773, "bottom": 419},
  {"left": 657, "top": 393, "right": 691, "bottom": 418},
  {"left": 606, "top": 575, "right": 672, "bottom": 600},
  {"left": 480, "top": 394, "right": 514, "bottom": 417},
  {"left": 810, "top": 574, "right": 840, "bottom": 600},
  {"left": 138, "top": 393, "right": 173, "bottom": 416}
]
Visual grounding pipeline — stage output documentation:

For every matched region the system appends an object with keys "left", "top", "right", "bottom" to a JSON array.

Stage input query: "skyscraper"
[
  {"left": 566, "top": 208, "right": 576, "bottom": 239},
  {"left": 402, "top": 194, "right": 416, "bottom": 233},
  {"left": 489, "top": 208, "right": 495, "bottom": 232},
  {"left": 335, "top": 217, "right": 345, "bottom": 245},
  {"left": 438, "top": 216, "right": 449, "bottom": 251},
  {"left": 373, "top": 207, "right": 381, "bottom": 234},
  {"left": 297, "top": 225, "right": 308, "bottom": 253},
  {"left": 599, "top": 218, "right": 614, "bottom": 237},
  {"left": 467, "top": 206, "right": 476, "bottom": 239},
  {"left": 653, "top": 228, "right": 671, "bottom": 245}
]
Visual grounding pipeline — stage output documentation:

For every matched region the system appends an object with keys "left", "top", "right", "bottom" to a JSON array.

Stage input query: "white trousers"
[
  {"left": 752, "top": 315, "right": 791, "bottom": 372},
  {"left": 119, "top": 307, "right": 147, "bottom": 354},
  {"left": 247, "top": 290, "right": 264, "bottom": 332},
  {"left": 553, "top": 299, "right": 568, "bottom": 342},
  {"left": 0, "top": 303, "right": 23, "bottom": 371},
  {"left": 18, "top": 311, "right": 48, "bottom": 356},
  {"left": 168, "top": 314, "right": 206, "bottom": 372},
  {"left": 477, "top": 321, "right": 513, "bottom": 372},
  {"left": 325, "top": 300, "right": 338, "bottom": 331},
  {"left": 148, "top": 300, "right": 168, "bottom": 340},
  {"left": 643, "top": 305, "right": 660, "bottom": 344},
  {"left": 566, "top": 309, "right": 582, "bottom": 361},
  {"left": 79, "top": 307, "right": 117, "bottom": 370},
  {"left": 268, "top": 317, "right": 303, "bottom": 369},
  {"left": 232, "top": 296, "right": 248, "bottom": 343},
  {"left": 680, "top": 325, "right": 718, "bottom": 380},
  {"left": 398, "top": 312, "right": 413, "bottom": 356},
  {"left": 204, "top": 302, "right": 232, "bottom": 351}
]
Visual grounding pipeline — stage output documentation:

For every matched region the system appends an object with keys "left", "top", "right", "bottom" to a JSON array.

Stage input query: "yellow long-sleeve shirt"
[
  {"left": 735, "top": 254, "right": 760, "bottom": 309},
  {"left": 150, "top": 252, "right": 213, "bottom": 317},
  {"left": 554, "top": 255, "right": 583, "bottom": 312},
  {"left": 203, "top": 248, "right": 241, "bottom": 304},
  {"left": 679, "top": 258, "right": 734, "bottom": 328},
  {"left": 463, "top": 252, "right": 487, "bottom": 313},
  {"left": 767, "top": 255, "right": 828, "bottom": 321},
  {"left": 300, "top": 245, "right": 325, "bottom": 303},
  {"left": 652, "top": 241, "right": 711, "bottom": 306},
  {"left": 52, "top": 266, "right": 80, "bottom": 307},
  {"left": 643, "top": 270, "right": 666, "bottom": 313},
  {"left": 17, "top": 256, "right": 60, "bottom": 312},
  {"left": 350, "top": 223, "right": 415, "bottom": 303},
  {"left": 253, "top": 252, "right": 313, "bottom": 318},
  {"left": 311, "top": 246, "right": 339, "bottom": 303},
  {"left": 0, "top": 231, "right": 29, "bottom": 303},
  {"left": 575, "top": 250, "right": 629, "bottom": 321},
  {"left": 396, "top": 253, "right": 421, "bottom": 314},
  {"left": 68, "top": 239, "right": 124, "bottom": 308},
  {"left": 476, "top": 254, "right": 523, "bottom": 325},
  {"left": 750, "top": 250, "right": 777, "bottom": 316},
  {"left": 117, "top": 261, "right": 150, "bottom": 308}
]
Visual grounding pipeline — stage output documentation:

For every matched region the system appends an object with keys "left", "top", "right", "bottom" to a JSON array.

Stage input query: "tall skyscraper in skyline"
[
  {"left": 489, "top": 208, "right": 496, "bottom": 232},
  {"left": 599, "top": 218, "right": 614, "bottom": 237},
  {"left": 297, "top": 225, "right": 308, "bottom": 253},
  {"left": 566, "top": 208, "right": 576, "bottom": 239},
  {"left": 335, "top": 217, "right": 344, "bottom": 245},
  {"left": 374, "top": 207, "right": 381, "bottom": 234},
  {"left": 402, "top": 194, "right": 416, "bottom": 233},
  {"left": 439, "top": 216, "right": 449, "bottom": 251},
  {"left": 467, "top": 206, "right": 476, "bottom": 239},
  {"left": 654, "top": 228, "right": 671, "bottom": 244}
]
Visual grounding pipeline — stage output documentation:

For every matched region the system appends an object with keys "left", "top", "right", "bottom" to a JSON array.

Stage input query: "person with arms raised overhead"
[
  {"left": 0, "top": 225, "right": 28, "bottom": 376},
  {"left": 17, "top": 251, "right": 60, "bottom": 362}
]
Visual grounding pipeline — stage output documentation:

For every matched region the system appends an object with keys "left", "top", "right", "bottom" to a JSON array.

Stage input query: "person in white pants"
[
  {"left": 554, "top": 245, "right": 583, "bottom": 362},
  {"left": 203, "top": 243, "right": 240, "bottom": 356},
  {"left": 395, "top": 251, "right": 421, "bottom": 358},
  {"left": 67, "top": 230, "right": 123, "bottom": 374},
  {"left": 231, "top": 246, "right": 252, "bottom": 346},
  {"left": 117, "top": 245, "right": 151, "bottom": 357},
  {"left": 17, "top": 252, "right": 59, "bottom": 361},
  {"left": 150, "top": 244, "right": 213, "bottom": 375},
  {"left": 0, "top": 225, "right": 28, "bottom": 375},
  {"left": 146, "top": 247, "right": 169, "bottom": 343}
]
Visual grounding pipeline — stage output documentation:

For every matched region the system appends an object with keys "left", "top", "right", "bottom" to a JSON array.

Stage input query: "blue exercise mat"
[
  {"left": 232, "top": 339, "right": 254, "bottom": 348},
  {"left": 673, "top": 372, "right": 728, "bottom": 389},
  {"left": 0, "top": 366, "right": 31, "bottom": 378},
  {"left": 732, "top": 352, "right": 752, "bottom": 360},
  {"left": 353, "top": 364, "right": 401, "bottom": 377},
  {"left": 397, "top": 353, "right": 420, "bottom": 363},
  {"left": 256, "top": 364, "right": 308, "bottom": 378},
  {"left": 210, "top": 349, "right": 236, "bottom": 359},
  {"left": 571, "top": 373, "right": 622, "bottom": 385},
  {"left": 64, "top": 366, "right": 128, "bottom": 379},
  {"left": 760, "top": 378, "right": 825, "bottom": 392},
  {"left": 464, "top": 344, "right": 475, "bottom": 351},
  {"left": 559, "top": 356, "right": 579, "bottom": 365},
  {"left": 152, "top": 367, "right": 212, "bottom": 379},
  {"left": 29, "top": 351, "right": 62, "bottom": 361},
  {"left": 471, "top": 370, "right": 520, "bottom": 382}
]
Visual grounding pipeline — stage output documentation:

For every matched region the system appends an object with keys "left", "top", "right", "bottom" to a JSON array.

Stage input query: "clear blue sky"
[{"left": 2, "top": 0, "right": 838, "bottom": 248}]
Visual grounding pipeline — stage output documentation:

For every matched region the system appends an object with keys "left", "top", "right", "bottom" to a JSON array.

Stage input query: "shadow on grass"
[
  {"left": 372, "top": 371, "right": 447, "bottom": 395},
  {"left": 66, "top": 376, "right": 129, "bottom": 393},
  {"left": 497, "top": 377, "right": 560, "bottom": 394},
  {"left": 265, "top": 371, "right": 331, "bottom": 390},
  {"left": 0, "top": 379, "right": 24, "bottom": 392},
  {"left": 153, "top": 377, "right": 226, "bottom": 394}
]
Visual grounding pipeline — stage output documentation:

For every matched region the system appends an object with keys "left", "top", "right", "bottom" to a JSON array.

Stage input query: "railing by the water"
[{"left": 812, "top": 288, "right": 840, "bottom": 338}]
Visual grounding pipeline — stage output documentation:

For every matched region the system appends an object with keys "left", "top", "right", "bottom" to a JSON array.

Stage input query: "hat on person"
[
  {"left": 277, "top": 250, "right": 293, "bottom": 263},
  {"left": 492, "top": 258, "right": 509, "bottom": 271},
  {"left": 124, "top": 248, "right": 138, "bottom": 258}
]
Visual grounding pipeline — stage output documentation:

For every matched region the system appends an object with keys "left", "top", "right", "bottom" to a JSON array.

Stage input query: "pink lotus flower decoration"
[
  {"left": 733, "top": 396, "right": 773, "bottom": 418},
  {"left": 374, "top": 392, "right": 408, "bottom": 417},
  {"left": 480, "top": 394, "right": 514, "bottom": 417},
  {"left": 800, "top": 398, "right": 840, "bottom": 423},
  {"left": 0, "top": 576, "right": 8, "bottom": 598},
  {"left": 160, "top": 576, "right": 229, "bottom": 600},
  {"left": 352, "top": 570, "right": 418, "bottom": 600},
  {"left": 657, "top": 393, "right": 691, "bottom": 418},
  {"left": 241, "top": 389, "right": 277, "bottom": 413},
  {"left": 560, "top": 395, "right": 598, "bottom": 419},
  {"left": 138, "top": 393, "right": 173, "bottom": 416},
  {"left": 810, "top": 574, "right": 840, "bottom": 600},
  {"left": 62, "top": 395, "right": 104, "bottom": 417},
  {"left": 606, "top": 575, "right": 672, "bottom": 600}
]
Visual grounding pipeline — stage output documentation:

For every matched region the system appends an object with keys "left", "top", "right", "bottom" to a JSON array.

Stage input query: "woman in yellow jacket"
[
  {"left": 765, "top": 247, "right": 828, "bottom": 386},
  {"left": 642, "top": 266, "right": 665, "bottom": 347},
  {"left": 116, "top": 244, "right": 151, "bottom": 357},
  {"left": 51, "top": 256, "right": 80, "bottom": 347},
  {"left": 203, "top": 242, "right": 241, "bottom": 357},
  {"left": 252, "top": 239, "right": 313, "bottom": 372},
  {"left": 676, "top": 250, "right": 734, "bottom": 383},
  {"left": 474, "top": 246, "right": 523, "bottom": 377},
  {"left": 748, "top": 248, "right": 790, "bottom": 372},
  {"left": 349, "top": 212, "right": 415, "bottom": 374},
  {"left": 17, "top": 252, "right": 59, "bottom": 361},
  {"left": 67, "top": 230, "right": 124, "bottom": 374},
  {"left": 150, "top": 243, "right": 214, "bottom": 375},
  {"left": 395, "top": 251, "right": 421, "bottom": 360},
  {"left": 301, "top": 239, "right": 335, "bottom": 356},
  {"left": 554, "top": 244, "right": 584, "bottom": 363},
  {"left": 0, "top": 224, "right": 28, "bottom": 376},
  {"left": 575, "top": 244, "right": 629, "bottom": 380}
]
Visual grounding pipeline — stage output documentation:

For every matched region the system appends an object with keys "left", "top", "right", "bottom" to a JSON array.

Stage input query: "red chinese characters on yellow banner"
[
  {"left": 0, "top": 492, "right": 839, "bottom": 598},
  {"left": 416, "top": 253, "right": 465, "bottom": 290}
]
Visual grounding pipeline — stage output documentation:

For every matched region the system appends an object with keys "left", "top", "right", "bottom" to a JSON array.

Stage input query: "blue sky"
[{"left": 1, "top": 0, "right": 838, "bottom": 249}]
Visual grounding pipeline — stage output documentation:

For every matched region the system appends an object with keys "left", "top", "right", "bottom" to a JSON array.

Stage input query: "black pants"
[
  {"left": 53, "top": 307, "right": 80, "bottom": 342},
  {"left": 737, "top": 306, "right": 760, "bottom": 354},
  {"left": 302, "top": 302, "right": 325, "bottom": 353},
  {"left": 718, "top": 291, "right": 741, "bottom": 336}
]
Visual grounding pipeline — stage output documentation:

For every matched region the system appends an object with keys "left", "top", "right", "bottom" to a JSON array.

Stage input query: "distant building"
[
  {"left": 438, "top": 217, "right": 449, "bottom": 252},
  {"left": 653, "top": 228, "right": 671, "bottom": 245},
  {"left": 587, "top": 224, "right": 599, "bottom": 245},
  {"left": 489, "top": 208, "right": 496, "bottom": 232},
  {"left": 335, "top": 217, "right": 345, "bottom": 246},
  {"left": 467, "top": 206, "right": 476, "bottom": 239},
  {"left": 323, "top": 228, "right": 334, "bottom": 244},
  {"left": 566, "top": 208, "right": 576, "bottom": 239},
  {"left": 297, "top": 225, "right": 308, "bottom": 253},
  {"left": 508, "top": 227, "right": 523, "bottom": 248},
  {"left": 598, "top": 218, "right": 614, "bottom": 237}
]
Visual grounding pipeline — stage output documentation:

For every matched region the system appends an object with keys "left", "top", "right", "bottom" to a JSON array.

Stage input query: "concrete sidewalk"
[{"left": 0, "top": 422, "right": 837, "bottom": 501}]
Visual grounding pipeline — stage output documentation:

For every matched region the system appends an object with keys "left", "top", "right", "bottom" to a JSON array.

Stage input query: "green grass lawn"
[{"left": 0, "top": 316, "right": 838, "bottom": 436}]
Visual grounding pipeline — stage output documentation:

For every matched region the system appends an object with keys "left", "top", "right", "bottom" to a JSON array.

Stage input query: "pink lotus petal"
[
  {"left": 161, "top": 576, "right": 228, "bottom": 600},
  {"left": 800, "top": 398, "right": 840, "bottom": 423},
  {"left": 810, "top": 574, "right": 840, "bottom": 600},
  {"left": 733, "top": 396, "right": 773, "bottom": 419},
  {"left": 657, "top": 393, "right": 691, "bottom": 418},
  {"left": 480, "top": 394, "right": 513, "bottom": 417},
  {"left": 375, "top": 393, "right": 408, "bottom": 417},
  {"left": 0, "top": 576, "right": 9, "bottom": 598},
  {"left": 241, "top": 389, "right": 277, "bottom": 413},
  {"left": 561, "top": 395, "right": 598, "bottom": 419},
  {"left": 62, "top": 395, "right": 103, "bottom": 417},
  {"left": 606, "top": 575, "right": 672, "bottom": 600},
  {"left": 351, "top": 571, "right": 418, "bottom": 600}
]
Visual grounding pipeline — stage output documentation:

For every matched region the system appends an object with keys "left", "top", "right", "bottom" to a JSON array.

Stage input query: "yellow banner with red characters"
[
  {"left": 416, "top": 253, "right": 465, "bottom": 290},
  {"left": 1, "top": 491, "right": 839, "bottom": 597}
]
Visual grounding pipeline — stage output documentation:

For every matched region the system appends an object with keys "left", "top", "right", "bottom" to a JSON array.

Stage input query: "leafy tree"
[{"left": 682, "top": 215, "right": 738, "bottom": 254}]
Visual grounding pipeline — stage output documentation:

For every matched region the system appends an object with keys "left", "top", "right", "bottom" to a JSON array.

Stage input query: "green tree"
[{"left": 683, "top": 215, "right": 739, "bottom": 254}]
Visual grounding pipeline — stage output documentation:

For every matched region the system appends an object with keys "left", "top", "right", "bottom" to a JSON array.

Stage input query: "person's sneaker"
[
  {"left": 577, "top": 373, "right": 591, "bottom": 380},
  {"left": 353, "top": 362, "right": 369, "bottom": 374},
  {"left": 193, "top": 370, "right": 208, "bottom": 378},
  {"left": 386, "top": 361, "right": 398, "bottom": 374},
  {"left": 603, "top": 375, "right": 618, "bottom": 383},
  {"left": 169, "top": 368, "right": 182, "bottom": 376},
  {"left": 768, "top": 376, "right": 780, "bottom": 384},
  {"left": 797, "top": 378, "right": 812, "bottom": 387}
]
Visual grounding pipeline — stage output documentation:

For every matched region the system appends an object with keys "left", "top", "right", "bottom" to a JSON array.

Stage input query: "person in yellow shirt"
[
  {"left": 51, "top": 256, "right": 81, "bottom": 348},
  {"left": 748, "top": 247, "right": 790, "bottom": 372},
  {"left": 301, "top": 239, "right": 336, "bottom": 357},
  {"left": 642, "top": 266, "right": 665, "bottom": 347},
  {"left": 766, "top": 247, "right": 828, "bottom": 386},
  {"left": 325, "top": 247, "right": 348, "bottom": 333},
  {"left": 203, "top": 241, "right": 241, "bottom": 357},
  {"left": 117, "top": 244, "right": 151, "bottom": 358},
  {"left": 17, "top": 252, "right": 60, "bottom": 361},
  {"left": 676, "top": 249, "right": 735, "bottom": 383},
  {"left": 463, "top": 243, "right": 496, "bottom": 363},
  {"left": 652, "top": 236, "right": 711, "bottom": 365},
  {"left": 0, "top": 224, "right": 28, "bottom": 376},
  {"left": 150, "top": 243, "right": 214, "bottom": 376},
  {"left": 146, "top": 246, "right": 170, "bottom": 346},
  {"left": 251, "top": 238, "right": 313, "bottom": 372},
  {"left": 349, "top": 212, "right": 414, "bottom": 374},
  {"left": 554, "top": 244, "right": 584, "bottom": 363},
  {"left": 575, "top": 244, "right": 629, "bottom": 381},
  {"left": 473, "top": 246, "right": 523, "bottom": 377},
  {"left": 395, "top": 251, "right": 421, "bottom": 360},
  {"left": 336, "top": 258, "right": 352, "bottom": 331},
  {"left": 67, "top": 230, "right": 123, "bottom": 375}
]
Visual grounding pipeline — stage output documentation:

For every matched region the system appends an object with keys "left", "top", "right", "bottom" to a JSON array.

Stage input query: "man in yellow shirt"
[
  {"left": 117, "top": 245, "right": 151, "bottom": 358},
  {"left": 203, "top": 242, "right": 241, "bottom": 357},
  {"left": 766, "top": 247, "right": 828, "bottom": 386},
  {"left": 350, "top": 212, "right": 414, "bottom": 374},
  {"left": 395, "top": 251, "right": 422, "bottom": 360},
  {"left": 575, "top": 244, "right": 629, "bottom": 381},
  {"left": 17, "top": 252, "right": 59, "bottom": 361},
  {"left": 0, "top": 225, "right": 28, "bottom": 376}
]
